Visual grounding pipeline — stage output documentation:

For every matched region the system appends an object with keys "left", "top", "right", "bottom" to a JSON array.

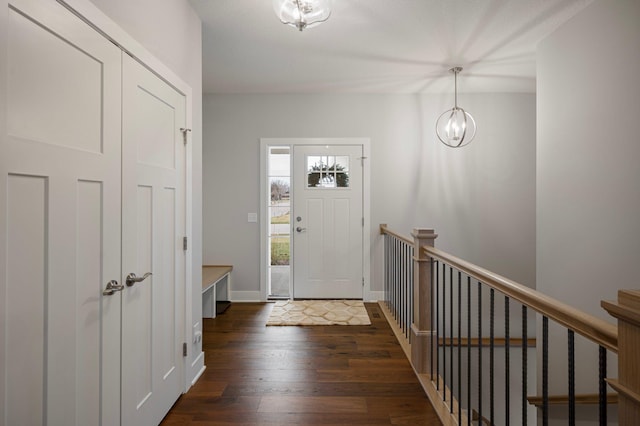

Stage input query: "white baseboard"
[
  {"left": 189, "top": 351, "right": 205, "bottom": 387},
  {"left": 230, "top": 290, "right": 262, "bottom": 302},
  {"left": 191, "top": 365, "right": 205, "bottom": 386},
  {"left": 366, "top": 290, "right": 384, "bottom": 302}
]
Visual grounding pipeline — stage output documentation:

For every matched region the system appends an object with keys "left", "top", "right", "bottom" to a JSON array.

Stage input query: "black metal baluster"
[
  {"left": 542, "top": 316, "right": 549, "bottom": 426},
  {"left": 431, "top": 259, "right": 436, "bottom": 379},
  {"left": 406, "top": 244, "right": 410, "bottom": 336},
  {"left": 599, "top": 346, "right": 607, "bottom": 426},
  {"left": 505, "top": 296, "right": 510, "bottom": 426},
  {"left": 457, "top": 271, "right": 462, "bottom": 422},
  {"left": 443, "top": 264, "right": 447, "bottom": 402},
  {"left": 390, "top": 238, "right": 394, "bottom": 316},
  {"left": 436, "top": 260, "right": 440, "bottom": 391},
  {"left": 490, "top": 288, "right": 495, "bottom": 425},
  {"left": 478, "top": 283, "right": 483, "bottom": 423},
  {"left": 450, "top": 267, "right": 454, "bottom": 412},
  {"left": 400, "top": 243, "right": 405, "bottom": 334},
  {"left": 395, "top": 239, "right": 399, "bottom": 319},
  {"left": 384, "top": 235, "right": 388, "bottom": 307},
  {"left": 389, "top": 238, "right": 392, "bottom": 313},
  {"left": 467, "top": 276, "right": 471, "bottom": 426},
  {"left": 522, "top": 305, "right": 528, "bottom": 426},
  {"left": 402, "top": 244, "right": 406, "bottom": 337},
  {"left": 409, "top": 246, "right": 414, "bottom": 341},
  {"left": 394, "top": 239, "right": 398, "bottom": 319},
  {"left": 405, "top": 244, "right": 409, "bottom": 336},
  {"left": 568, "top": 330, "right": 575, "bottom": 426}
]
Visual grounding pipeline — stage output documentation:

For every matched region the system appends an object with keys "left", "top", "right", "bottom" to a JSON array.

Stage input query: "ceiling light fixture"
[
  {"left": 436, "top": 67, "right": 476, "bottom": 148},
  {"left": 273, "top": 0, "right": 332, "bottom": 31}
]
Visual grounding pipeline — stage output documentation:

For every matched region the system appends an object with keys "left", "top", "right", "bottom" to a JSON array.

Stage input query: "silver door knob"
[
  {"left": 296, "top": 227, "right": 306, "bottom": 233},
  {"left": 103, "top": 280, "right": 124, "bottom": 296},
  {"left": 126, "top": 272, "right": 152, "bottom": 287}
]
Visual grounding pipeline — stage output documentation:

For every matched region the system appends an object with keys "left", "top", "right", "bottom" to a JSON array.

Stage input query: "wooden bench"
[{"left": 202, "top": 265, "right": 232, "bottom": 318}]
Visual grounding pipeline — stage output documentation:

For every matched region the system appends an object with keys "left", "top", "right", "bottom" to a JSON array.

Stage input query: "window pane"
[
  {"left": 270, "top": 235, "right": 290, "bottom": 266},
  {"left": 306, "top": 156, "right": 321, "bottom": 172},
  {"left": 269, "top": 205, "right": 290, "bottom": 232},
  {"left": 335, "top": 156, "right": 349, "bottom": 170},
  {"left": 269, "top": 147, "right": 290, "bottom": 176},
  {"left": 336, "top": 171, "right": 349, "bottom": 187},
  {"left": 306, "top": 154, "right": 350, "bottom": 188},
  {"left": 270, "top": 177, "right": 290, "bottom": 202}
]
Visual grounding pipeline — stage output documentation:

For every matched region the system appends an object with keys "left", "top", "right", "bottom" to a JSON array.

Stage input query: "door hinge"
[
  {"left": 183, "top": 342, "right": 187, "bottom": 357},
  {"left": 183, "top": 236, "right": 188, "bottom": 251},
  {"left": 180, "top": 128, "right": 191, "bottom": 145},
  {"left": 362, "top": 277, "right": 365, "bottom": 287},
  {"left": 362, "top": 217, "right": 365, "bottom": 227}
]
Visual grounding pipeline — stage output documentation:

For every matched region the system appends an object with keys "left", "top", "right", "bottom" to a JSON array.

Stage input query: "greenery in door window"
[{"left": 307, "top": 163, "right": 349, "bottom": 188}]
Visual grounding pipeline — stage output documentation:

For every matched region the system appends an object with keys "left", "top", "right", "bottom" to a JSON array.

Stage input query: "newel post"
[
  {"left": 602, "top": 290, "right": 640, "bottom": 425},
  {"left": 410, "top": 228, "right": 438, "bottom": 375}
]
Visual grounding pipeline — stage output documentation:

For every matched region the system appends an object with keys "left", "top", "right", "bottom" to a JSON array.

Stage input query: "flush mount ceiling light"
[
  {"left": 436, "top": 67, "right": 477, "bottom": 148},
  {"left": 273, "top": 0, "right": 333, "bottom": 31}
]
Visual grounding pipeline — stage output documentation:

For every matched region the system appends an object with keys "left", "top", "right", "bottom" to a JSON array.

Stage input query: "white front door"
[
  {"left": 292, "top": 145, "right": 363, "bottom": 299},
  {"left": 121, "top": 54, "right": 186, "bottom": 426},
  {"left": 4, "top": 0, "right": 121, "bottom": 424}
]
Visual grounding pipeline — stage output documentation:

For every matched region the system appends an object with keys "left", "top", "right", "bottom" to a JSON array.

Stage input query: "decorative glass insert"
[{"left": 306, "top": 155, "right": 349, "bottom": 188}]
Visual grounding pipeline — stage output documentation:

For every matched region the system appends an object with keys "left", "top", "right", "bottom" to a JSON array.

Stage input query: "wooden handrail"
[
  {"left": 379, "top": 223, "right": 414, "bottom": 246},
  {"left": 423, "top": 245, "right": 618, "bottom": 353}
]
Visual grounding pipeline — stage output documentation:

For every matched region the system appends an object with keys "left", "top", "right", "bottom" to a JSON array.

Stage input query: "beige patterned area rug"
[{"left": 266, "top": 300, "right": 371, "bottom": 326}]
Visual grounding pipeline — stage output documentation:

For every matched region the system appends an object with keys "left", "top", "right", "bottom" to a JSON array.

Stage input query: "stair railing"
[{"left": 380, "top": 224, "right": 638, "bottom": 425}]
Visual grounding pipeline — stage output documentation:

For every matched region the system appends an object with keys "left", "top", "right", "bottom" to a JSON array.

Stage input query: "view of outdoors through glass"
[
  {"left": 268, "top": 147, "right": 290, "bottom": 297},
  {"left": 306, "top": 155, "right": 349, "bottom": 188}
]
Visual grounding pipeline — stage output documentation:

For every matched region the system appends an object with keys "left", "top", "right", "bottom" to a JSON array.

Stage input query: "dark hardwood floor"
[{"left": 161, "top": 303, "right": 441, "bottom": 425}]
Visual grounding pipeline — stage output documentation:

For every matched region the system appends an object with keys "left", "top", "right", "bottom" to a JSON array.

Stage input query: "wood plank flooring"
[{"left": 161, "top": 303, "right": 441, "bottom": 425}]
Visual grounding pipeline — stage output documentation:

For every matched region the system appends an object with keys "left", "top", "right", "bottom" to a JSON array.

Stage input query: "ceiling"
[{"left": 189, "top": 0, "right": 593, "bottom": 94}]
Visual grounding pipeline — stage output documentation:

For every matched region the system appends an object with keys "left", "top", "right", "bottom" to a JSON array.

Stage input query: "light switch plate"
[{"left": 248, "top": 212, "right": 257, "bottom": 223}]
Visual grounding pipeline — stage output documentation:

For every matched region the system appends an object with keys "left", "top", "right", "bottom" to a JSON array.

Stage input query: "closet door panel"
[
  {"left": 122, "top": 53, "right": 186, "bottom": 426},
  {"left": 5, "top": 174, "right": 47, "bottom": 426},
  {"left": 8, "top": 2, "right": 103, "bottom": 153},
  {"left": 4, "top": 1, "right": 122, "bottom": 425}
]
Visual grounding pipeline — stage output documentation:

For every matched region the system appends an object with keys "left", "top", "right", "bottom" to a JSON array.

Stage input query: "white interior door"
[
  {"left": 293, "top": 145, "right": 363, "bottom": 299},
  {"left": 121, "top": 53, "right": 186, "bottom": 426},
  {"left": 4, "top": 0, "right": 122, "bottom": 424}
]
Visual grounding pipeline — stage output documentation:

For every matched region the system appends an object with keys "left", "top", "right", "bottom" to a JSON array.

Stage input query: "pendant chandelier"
[
  {"left": 273, "top": 0, "right": 333, "bottom": 31},
  {"left": 436, "top": 67, "right": 477, "bottom": 148}
]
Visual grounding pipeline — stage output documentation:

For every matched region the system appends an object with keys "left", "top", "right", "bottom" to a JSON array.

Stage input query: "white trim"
[
  {"left": 230, "top": 291, "right": 263, "bottom": 302},
  {"left": 190, "top": 353, "right": 205, "bottom": 386},
  {"left": 260, "top": 138, "right": 372, "bottom": 302},
  {"left": 367, "top": 291, "right": 384, "bottom": 302},
  {"left": 57, "top": 0, "right": 190, "bottom": 97},
  {"left": 56, "top": 0, "right": 195, "bottom": 393},
  {"left": 259, "top": 139, "right": 269, "bottom": 302}
]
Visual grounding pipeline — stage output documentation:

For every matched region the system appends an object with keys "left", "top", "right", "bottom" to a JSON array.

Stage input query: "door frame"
[
  {"left": 0, "top": 0, "right": 196, "bottom": 395},
  {"left": 259, "top": 138, "right": 372, "bottom": 301}
]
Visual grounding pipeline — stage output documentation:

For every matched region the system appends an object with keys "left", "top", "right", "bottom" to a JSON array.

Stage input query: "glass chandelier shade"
[
  {"left": 273, "top": 0, "right": 333, "bottom": 31},
  {"left": 436, "top": 67, "right": 477, "bottom": 148}
]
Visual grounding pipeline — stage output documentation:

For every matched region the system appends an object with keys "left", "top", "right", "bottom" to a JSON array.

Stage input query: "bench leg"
[{"left": 202, "top": 286, "right": 216, "bottom": 318}]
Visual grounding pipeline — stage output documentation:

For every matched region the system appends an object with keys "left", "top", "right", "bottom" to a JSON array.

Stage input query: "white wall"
[
  {"left": 537, "top": 1, "right": 640, "bottom": 422},
  {"left": 0, "top": 0, "right": 8, "bottom": 418},
  {"left": 538, "top": 0, "right": 640, "bottom": 329},
  {"left": 87, "top": 0, "right": 204, "bottom": 384},
  {"left": 203, "top": 92, "right": 536, "bottom": 299}
]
